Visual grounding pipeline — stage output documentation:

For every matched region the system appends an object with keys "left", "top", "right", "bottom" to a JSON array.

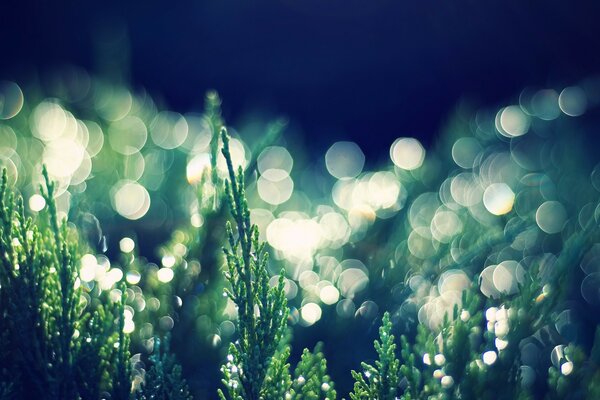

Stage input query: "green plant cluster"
[
  {"left": 0, "top": 168, "right": 131, "bottom": 399},
  {"left": 214, "top": 122, "right": 600, "bottom": 399},
  {"left": 349, "top": 284, "right": 600, "bottom": 400},
  {"left": 0, "top": 168, "right": 189, "bottom": 400},
  {"left": 120, "top": 92, "right": 286, "bottom": 397},
  {"left": 292, "top": 343, "right": 336, "bottom": 400},
  {"left": 2, "top": 78, "right": 600, "bottom": 400},
  {"left": 351, "top": 312, "right": 400, "bottom": 400},
  {"left": 135, "top": 336, "right": 192, "bottom": 400},
  {"left": 218, "top": 130, "right": 336, "bottom": 400}
]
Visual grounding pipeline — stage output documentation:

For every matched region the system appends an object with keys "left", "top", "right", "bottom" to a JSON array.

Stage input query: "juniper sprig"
[
  {"left": 136, "top": 336, "right": 191, "bottom": 400},
  {"left": 0, "top": 168, "right": 132, "bottom": 399},
  {"left": 292, "top": 343, "right": 337, "bottom": 400},
  {"left": 218, "top": 128, "right": 290, "bottom": 400},
  {"left": 351, "top": 312, "right": 400, "bottom": 400}
]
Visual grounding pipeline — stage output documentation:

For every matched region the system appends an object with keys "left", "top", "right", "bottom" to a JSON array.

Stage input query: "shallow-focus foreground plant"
[
  {"left": 217, "top": 129, "right": 339, "bottom": 400},
  {"left": 350, "top": 277, "right": 600, "bottom": 399},
  {"left": 0, "top": 168, "right": 131, "bottom": 399},
  {"left": 135, "top": 336, "right": 192, "bottom": 400},
  {"left": 218, "top": 129, "right": 290, "bottom": 399},
  {"left": 351, "top": 312, "right": 400, "bottom": 400},
  {"left": 292, "top": 343, "right": 337, "bottom": 400}
]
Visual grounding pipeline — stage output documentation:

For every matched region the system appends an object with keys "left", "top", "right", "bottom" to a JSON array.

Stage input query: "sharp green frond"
[
  {"left": 0, "top": 168, "right": 132, "bottom": 399},
  {"left": 351, "top": 312, "right": 400, "bottom": 400},
  {"left": 218, "top": 128, "right": 292, "bottom": 400},
  {"left": 136, "top": 336, "right": 192, "bottom": 400}
]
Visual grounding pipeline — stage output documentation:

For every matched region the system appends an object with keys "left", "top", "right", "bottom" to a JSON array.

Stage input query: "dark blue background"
[{"left": 2, "top": 0, "right": 600, "bottom": 158}]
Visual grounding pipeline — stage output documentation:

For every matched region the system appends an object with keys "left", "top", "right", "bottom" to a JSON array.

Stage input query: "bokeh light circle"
[
  {"left": 150, "top": 111, "right": 189, "bottom": 150},
  {"left": 452, "top": 137, "right": 482, "bottom": 169},
  {"left": 325, "top": 141, "right": 365, "bottom": 179},
  {"left": 0, "top": 81, "right": 24, "bottom": 119},
  {"left": 559, "top": 86, "right": 587, "bottom": 117},
  {"left": 483, "top": 183, "right": 515, "bottom": 216},
  {"left": 108, "top": 116, "right": 148, "bottom": 155},
  {"left": 496, "top": 106, "right": 530, "bottom": 137},
  {"left": 111, "top": 180, "right": 151, "bottom": 220},
  {"left": 536, "top": 201, "right": 567, "bottom": 234},
  {"left": 390, "top": 137, "right": 425, "bottom": 170}
]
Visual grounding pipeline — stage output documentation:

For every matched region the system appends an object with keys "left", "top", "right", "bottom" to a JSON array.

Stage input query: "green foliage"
[
  {"left": 0, "top": 168, "right": 131, "bottom": 399},
  {"left": 218, "top": 129, "right": 291, "bottom": 400},
  {"left": 261, "top": 347, "right": 293, "bottom": 400},
  {"left": 351, "top": 312, "right": 400, "bottom": 400},
  {"left": 207, "top": 90, "right": 224, "bottom": 188},
  {"left": 217, "top": 129, "right": 343, "bottom": 400},
  {"left": 3, "top": 79, "right": 600, "bottom": 400},
  {"left": 348, "top": 280, "right": 600, "bottom": 400},
  {"left": 136, "top": 336, "right": 191, "bottom": 400},
  {"left": 292, "top": 343, "right": 336, "bottom": 400}
]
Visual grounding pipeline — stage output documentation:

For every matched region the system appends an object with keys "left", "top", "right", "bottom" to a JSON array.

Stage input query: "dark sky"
[{"left": 2, "top": 0, "right": 600, "bottom": 159}]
